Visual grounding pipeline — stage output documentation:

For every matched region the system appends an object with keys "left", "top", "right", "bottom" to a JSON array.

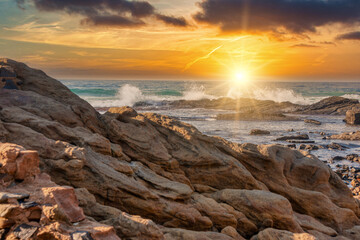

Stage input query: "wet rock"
[
  {"left": 345, "top": 109, "right": 360, "bottom": 125},
  {"left": 327, "top": 143, "right": 349, "bottom": 150},
  {"left": 250, "top": 129, "right": 271, "bottom": 135},
  {"left": 275, "top": 134, "right": 309, "bottom": 141},
  {"left": 332, "top": 156, "right": 346, "bottom": 161},
  {"left": 287, "top": 140, "right": 315, "bottom": 144},
  {"left": 287, "top": 144, "right": 296, "bottom": 149},
  {"left": 347, "top": 154, "right": 360, "bottom": 162},
  {"left": 299, "top": 144, "right": 321, "bottom": 151},
  {"left": 304, "top": 119, "right": 321, "bottom": 125}
]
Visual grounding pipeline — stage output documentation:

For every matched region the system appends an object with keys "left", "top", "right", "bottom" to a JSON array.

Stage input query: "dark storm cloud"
[
  {"left": 17, "top": 0, "right": 188, "bottom": 28},
  {"left": 194, "top": 0, "right": 360, "bottom": 34},
  {"left": 336, "top": 31, "right": 360, "bottom": 40},
  {"left": 155, "top": 14, "right": 188, "bottom": 27}
]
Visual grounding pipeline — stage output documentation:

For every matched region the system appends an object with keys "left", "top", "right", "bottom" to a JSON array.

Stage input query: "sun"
[{"left": 232, "top": 70, "right": 251, "bottom": 86}]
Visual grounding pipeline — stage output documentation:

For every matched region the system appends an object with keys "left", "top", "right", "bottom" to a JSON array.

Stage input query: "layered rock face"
[
  {"left": 0, "top": 143, "right": 120, "bottom": 239},
  {"left": 1, "top": 59, "right": 360, "bottom": 239}
]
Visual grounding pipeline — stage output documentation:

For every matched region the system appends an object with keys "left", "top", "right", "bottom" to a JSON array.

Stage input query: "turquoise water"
[{"left": 61, "top": 80, "right": 360, "bottom": 107}]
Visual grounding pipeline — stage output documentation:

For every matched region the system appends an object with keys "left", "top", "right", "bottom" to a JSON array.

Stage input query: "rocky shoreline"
[{"left": 1, "top": 59, "right": 360, "bottom": 239}]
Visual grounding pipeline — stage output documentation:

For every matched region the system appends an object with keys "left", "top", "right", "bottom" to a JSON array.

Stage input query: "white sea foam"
[
  {"left": 182, "top": 85, "right": 216, "bottom": 101},
  {"left": 342, "top": 94, "right": 360, "bottom": 101},
  {"left": 227, "top": 87, "right": 324, "bottom": 105}
]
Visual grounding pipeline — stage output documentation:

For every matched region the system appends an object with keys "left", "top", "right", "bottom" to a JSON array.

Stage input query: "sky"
[{"left": 0, "top": 0, "right": 359, "bottom": 81}]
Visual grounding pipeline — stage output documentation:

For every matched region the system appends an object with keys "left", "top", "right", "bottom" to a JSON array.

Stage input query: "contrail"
[
  {"left": 183, "top": 45, "right": 223, "bottom": 71},
  {"left": 183, "top": 36, "right": 249, "bottom": 71}
]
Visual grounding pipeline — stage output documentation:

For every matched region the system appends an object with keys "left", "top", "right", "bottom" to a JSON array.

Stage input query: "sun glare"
[{"left": 232, "top": 70, "right": 251, "bottom": 86}]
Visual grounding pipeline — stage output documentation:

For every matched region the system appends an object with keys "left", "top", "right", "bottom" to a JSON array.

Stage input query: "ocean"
[{"left": 61, "top": 80, "right": 360, "bottom": 178}]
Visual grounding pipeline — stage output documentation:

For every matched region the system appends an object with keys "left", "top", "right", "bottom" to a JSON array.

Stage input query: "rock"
[
  {"left": 71, "top": 231, "right": 94, "bottom": 240},
  {"left": 345, "top": 109, "right": 360, "bottom": 125},
  {"left": 162, "top": 227, "right": 234, "bottom": 240},
  {"left": 275, "top": 134, "right": 309, "bottom": 141},
  {"left": 343, "top": 225, "right": 360, "bottom": 239},
  {"left": 294, "top": 212, "right": 337, "bottom": 236},
  {"left": 295, "top": 96, "right": 360, "bottom": 115},
  {"left": 250, "top": 129, "right": 271, "bottom": 135},
  {"left": 299, "top": 144, "right": 321, "bottom": 151},
  {"left": 327, "top": 143, "right": 349, "bottom": 150},
  {"left": 330, "top": 131, "right": 360, "bottom": 141},
  {"left": 0, "top": 192, "right": 29, "bottom": 203},
  {"left": 287, "top": 140, "right": 315, "bottom": 144},
  {"left": 0, "top": 143, "right": 40, "bottom": 181},
  {"left": 212, "top": 189, "right": 303, "bottom": 233},
  {"left": 332, "top": 156, "right": 346, "bottom": 161},
  {"left": 12, "top": 223, "right": 38, "bottom": 239},
  {"left": 221, "top": 226, "right": 246, "bottom": 240},
  {"left": 250, "top": 228, "right": 317, "bottom": 240},
  {"left": 102, "top": 213, "right": 164, "bottom": 240},
  {"left": 304, "top": 119, "right": 321, "bottom": 125},
  {"left": 191, "top": 193, "right": 237, "bottom": 230},
  {"left": 41, "top": 187, "right": 85, "bottom": 223},
  {"left": 107, "top": 106, "right": 138, "bottom": 118}
]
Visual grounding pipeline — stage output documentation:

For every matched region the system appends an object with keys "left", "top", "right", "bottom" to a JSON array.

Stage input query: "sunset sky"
[{"left": 0, "top": 0, "right": 359, "bottom": 81}]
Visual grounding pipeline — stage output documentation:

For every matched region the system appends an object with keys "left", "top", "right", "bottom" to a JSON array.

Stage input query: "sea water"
[{"left": 61, "top": 80, "right": 360, "bottom": 171}]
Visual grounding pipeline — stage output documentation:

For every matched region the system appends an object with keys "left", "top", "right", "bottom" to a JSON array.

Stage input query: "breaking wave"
[{"left": 75, "top": 82, "right": 360, "bottom": 108}]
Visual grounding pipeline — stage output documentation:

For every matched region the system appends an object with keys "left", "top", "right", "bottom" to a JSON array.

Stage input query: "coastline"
[{"left": 1, "top": 59, "right": 360, "bottom": 239}]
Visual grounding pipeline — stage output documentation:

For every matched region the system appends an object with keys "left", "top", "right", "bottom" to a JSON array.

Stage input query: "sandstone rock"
[
  {"left": 250, "top": 228, "right": 316, "bottom": 240},
  {"left": 221, "top": 226, "right": 246, "bottom": 240},
  {"left": 191, "top": 193, "right": 237, "bottom": 230},
  {"left": 102, "top": 213, "right": 164, "bottom": 240},
  {"left": 294, "top": 212, "right": 337, "bottom": 236},
  {"left": 162, "top": 227, "right": 234, "bottom": 240},
  {"left": 212, "top": 189, "right": 303, "bottom": 233},
  {"left": 41, "top": 187, "right": 85, "bottom": 223},
  {"left": 250, "top": 129, "right": 271, "bottom": 135},
  {"left": 345, "top": 109, "right": 360, "bottom": 125}
]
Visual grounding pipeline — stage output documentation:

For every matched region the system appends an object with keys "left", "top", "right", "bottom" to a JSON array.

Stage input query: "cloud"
[
  {"left": 155, "top": 14, "right": 188, "bottom": 27},
  {"left": 17, "top": 0, "right": 188, "bottom": 28},
  {"left": 290, "top": 44, "right": 319, "bottom": 48},
  {"left": 194, "top": 0, "right": 360, "bottom": 34},
  {"left": 336, "top": 31, "right": 360, "bottom": 40}
]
